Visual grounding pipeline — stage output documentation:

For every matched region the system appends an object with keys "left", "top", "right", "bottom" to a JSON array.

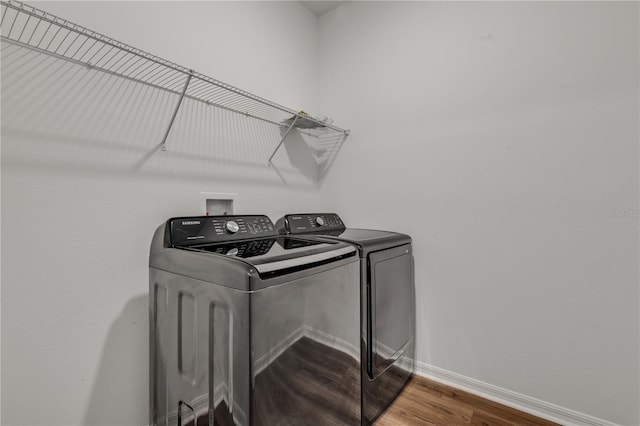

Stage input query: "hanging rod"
[{"left": 0, "top": 0, "right": 350, "bottom": 156}]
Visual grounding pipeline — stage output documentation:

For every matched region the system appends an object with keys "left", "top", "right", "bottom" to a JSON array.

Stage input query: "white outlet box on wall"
[{"left": 200, "top": 192, "right": 238, "bottom": 216}]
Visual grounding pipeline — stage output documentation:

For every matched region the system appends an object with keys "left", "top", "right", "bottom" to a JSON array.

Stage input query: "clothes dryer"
[{"left": 276, "top": 213, "right": 415, "bottom": 425}]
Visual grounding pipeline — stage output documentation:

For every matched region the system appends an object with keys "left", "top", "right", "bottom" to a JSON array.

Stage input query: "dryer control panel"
[
  {"left": 276, "top": 213, "right": 346, "bottom": 235},
  {"left": 169, "top": 215, "right": 278, "bottom": 246}
]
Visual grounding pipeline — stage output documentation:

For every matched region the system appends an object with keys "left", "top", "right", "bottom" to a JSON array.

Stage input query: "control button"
[
  {"left": 315, "top": 217, "right": 325, "bottom": 226},
  {"left": 226, "top": 247, "right": 239, "bottom": 256},
  {"left": 225, "top": 221, "right": 240, "bottom": 234}
]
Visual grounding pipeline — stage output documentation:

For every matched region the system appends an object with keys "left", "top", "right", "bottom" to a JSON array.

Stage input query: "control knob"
[
  {"left": 225, "top": 220, "right": 240, "bottom": 234},
  {"left": 315, "top": 217, "right": 325, "bottom": 226}
]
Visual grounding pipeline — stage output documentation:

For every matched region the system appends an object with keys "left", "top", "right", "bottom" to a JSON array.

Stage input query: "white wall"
[
  {"left": 317, "top": 2, "right": 639, "bottom": 425},
  {"left": 1, "top": 2, "right": 321, "bottom": 425},
  {"left": 3, "top": 2, "right": 639, "bottom": 426}
]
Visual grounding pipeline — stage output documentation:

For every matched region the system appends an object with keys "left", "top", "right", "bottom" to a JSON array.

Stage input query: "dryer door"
[{"left": 367, "top": 244, "right": 414, "bottom": 379}]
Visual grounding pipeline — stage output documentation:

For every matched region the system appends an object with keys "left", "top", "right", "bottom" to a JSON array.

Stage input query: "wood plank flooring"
[
  {"left": 253, "top": 337, "right": 361, "bottom": 425},
  {"left": 192, "top": 336, "right": 560, "bottom": 425},
  {"left": 375, "top": 375, "right": 560, "bottom": 426}
]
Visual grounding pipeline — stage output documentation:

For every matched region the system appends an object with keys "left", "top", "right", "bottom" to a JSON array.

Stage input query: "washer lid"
[{"left": 175, "top": 236, "right": 356, "bottom": 277}]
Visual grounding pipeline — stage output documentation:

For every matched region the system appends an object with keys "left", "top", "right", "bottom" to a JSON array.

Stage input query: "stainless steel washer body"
[
  {"left": 276, "top": 214, "right": 416, "bottom": 425},
  {"left": 149, "top": 215, "right": 362, "bottom": 426}
]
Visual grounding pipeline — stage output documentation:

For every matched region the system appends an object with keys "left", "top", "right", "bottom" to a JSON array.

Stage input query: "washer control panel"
[
  {"left": 170, "top": 215, "right": 278, "bottom": 246},
  {"left": 276, "top": 213, "right": 345, "bottom": 235}
]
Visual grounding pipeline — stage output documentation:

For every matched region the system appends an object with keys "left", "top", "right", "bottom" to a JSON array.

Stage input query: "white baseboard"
[
  {"left": 254, "top": 326, "right": 306, "bottom": 376},
  {"left": 302, "top": 325, "right": 360, "bottom": 362},
  {"left": 254, "top": 325, "right": 361, "bottom": 375},
  {"left": 414, "top": 361, "right": 620, "bottom": 426}
]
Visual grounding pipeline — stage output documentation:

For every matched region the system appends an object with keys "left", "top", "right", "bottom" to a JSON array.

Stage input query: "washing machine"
[
  {"left": 149, "top": 215, "right": 362, "bottom": 426},
  {"left": 276, "top": 213, "right": 415, "bottom": 425}
]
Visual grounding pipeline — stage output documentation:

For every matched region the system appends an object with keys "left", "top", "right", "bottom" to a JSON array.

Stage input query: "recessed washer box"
[{"left": 199, "top": 192, "right": 237, "bottom": 216}]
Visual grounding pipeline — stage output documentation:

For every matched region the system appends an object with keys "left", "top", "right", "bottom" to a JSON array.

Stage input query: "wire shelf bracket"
[
  {"left": 268, "top": 114, "right": 299, "bottom": 166},
  {"left": 0, "top": 0, "right": 350, "bottom": 164},
  {"left": 160, "top": 70, "right": 193, "bottom": 152}
]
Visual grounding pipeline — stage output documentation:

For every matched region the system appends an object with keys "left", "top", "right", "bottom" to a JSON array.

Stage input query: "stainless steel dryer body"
[
  {"left": 149, "top": 216, "right": 362, "bottom": 426},
  {"left": 276, "top": 214, "right": 416, "bottom": 425}
]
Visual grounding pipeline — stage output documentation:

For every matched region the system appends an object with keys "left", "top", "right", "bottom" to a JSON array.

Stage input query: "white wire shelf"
[{"left": 0, "top": 0, "right": 349, "bottom": 164}]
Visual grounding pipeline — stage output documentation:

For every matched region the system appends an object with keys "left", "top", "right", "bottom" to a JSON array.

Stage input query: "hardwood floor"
[
  {"left": 253, "top": 337, "right": 361, "bottom": 425},
  {"left": 190, "top": 336, "right": 559, "bottom": 426},
  {"left": 375, "top": 376, "right": 560, "bottom": 426}
]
